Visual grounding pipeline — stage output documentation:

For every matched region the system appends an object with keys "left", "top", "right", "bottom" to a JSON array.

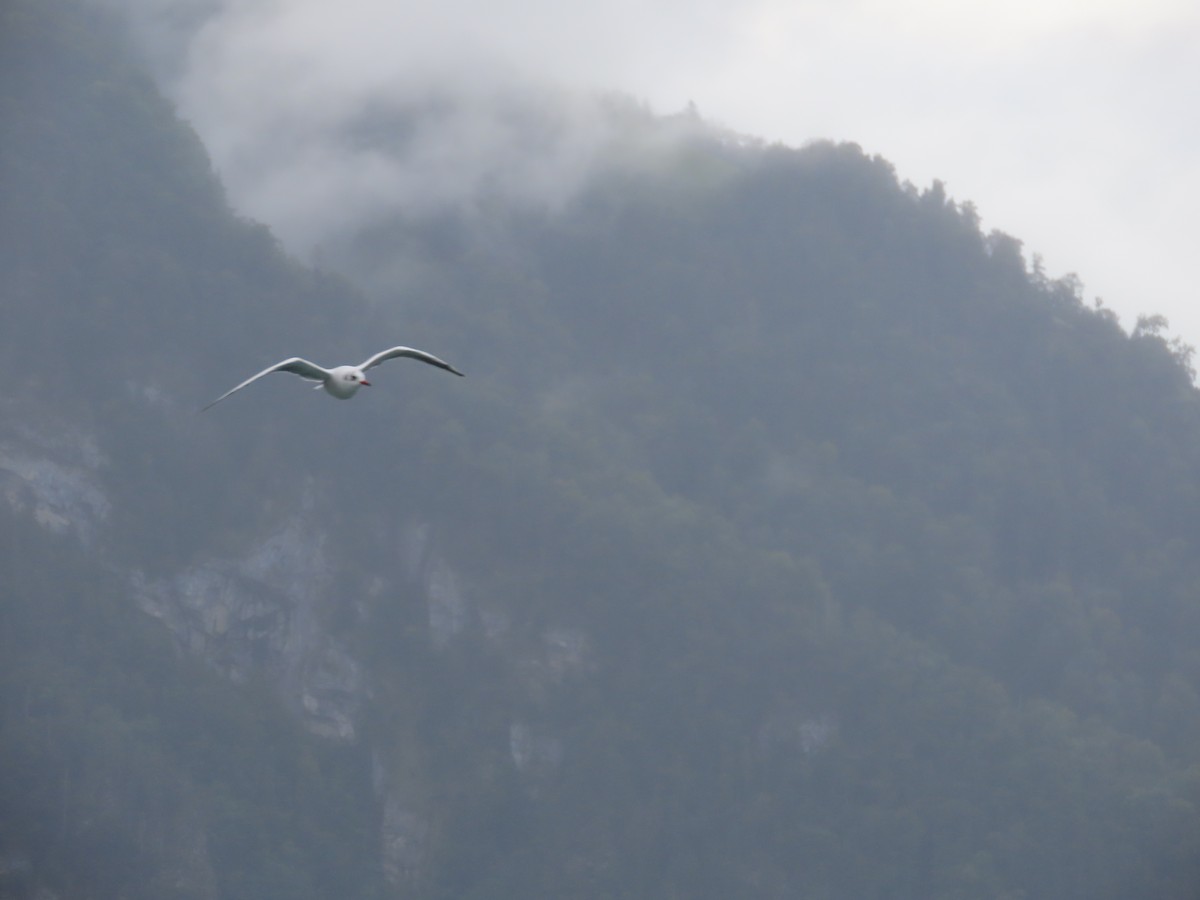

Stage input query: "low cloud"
[
  {"left": 102, "top": 0, "right": 1200, "bottom": 346},
  {"left": 102, "top": 0, "right": 736, "bottom": 256}
]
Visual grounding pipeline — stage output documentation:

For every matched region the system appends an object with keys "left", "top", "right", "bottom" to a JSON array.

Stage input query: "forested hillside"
[{"left": 2, "top": 1, "right": 1200, "bottom": 898}]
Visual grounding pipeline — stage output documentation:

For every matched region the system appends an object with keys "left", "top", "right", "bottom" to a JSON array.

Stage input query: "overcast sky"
[{"left": 121, "top": 0, "right": 1199, "bottom": 346}]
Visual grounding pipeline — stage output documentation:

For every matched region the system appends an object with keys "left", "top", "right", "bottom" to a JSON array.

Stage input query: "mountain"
[{"left": 2, "top": 1, "right": 1199, "bottom": 898}]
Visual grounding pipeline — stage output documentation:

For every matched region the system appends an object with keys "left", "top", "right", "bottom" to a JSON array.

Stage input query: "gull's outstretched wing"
[
  {"left": 201, "top": 357, "right": 330, "bottom": 411},
  {"left": 358, "top": 346, "right": 465, "bottom": 377}
]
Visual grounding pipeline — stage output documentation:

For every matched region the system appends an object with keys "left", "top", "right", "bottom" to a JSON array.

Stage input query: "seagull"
[{"left": 202, "top": 346, "right": 464, "bottom": 411}]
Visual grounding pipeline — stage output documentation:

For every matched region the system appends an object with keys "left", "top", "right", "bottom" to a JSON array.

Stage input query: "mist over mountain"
[
  {"left": 98, "top": 0, "right": 722, "bottom": 257},
  {"left": 3, "top": 1, "right": 1200, "bottom": 898}
]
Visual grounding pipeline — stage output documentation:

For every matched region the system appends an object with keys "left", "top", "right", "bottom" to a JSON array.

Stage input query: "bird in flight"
[{"left": 202, "top": 346, "right": 464, "bottom": 411}]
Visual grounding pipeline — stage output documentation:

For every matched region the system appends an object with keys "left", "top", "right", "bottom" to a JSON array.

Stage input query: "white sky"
[
  {"left": 122, "top": 0, "right": 1199, "bottom": 345},
  {"left": 689, "top": 0, "right": 1200, "bottom": 343}
]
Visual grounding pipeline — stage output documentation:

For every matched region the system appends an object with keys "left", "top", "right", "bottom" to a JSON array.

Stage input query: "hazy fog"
[{"left": 109, "top": 0, "right": 1200, "bottom": 345}]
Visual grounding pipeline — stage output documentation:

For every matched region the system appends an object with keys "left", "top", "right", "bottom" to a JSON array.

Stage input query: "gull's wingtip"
[{"left": 200, "top": 391, "right": 234, "bottom": 412}]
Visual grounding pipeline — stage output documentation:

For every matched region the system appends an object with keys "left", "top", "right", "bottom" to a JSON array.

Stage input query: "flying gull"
[{"left": 202, "top": 346, "right": 464, "bottom": 411}]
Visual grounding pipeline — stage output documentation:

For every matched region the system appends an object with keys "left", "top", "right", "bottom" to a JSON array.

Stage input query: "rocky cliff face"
[
  {"left": 134, "top": 517, "right": 367, "bottom": 741},
  {"left": 1, "top": 412, "right": 605, "bottom": 893},
  {"left": 4, "top": 415, "right": 843, "bottom": 896},
  {"left": 0, "top": 423, "right": 110, "bottom": 548},
  {"left": 1, "top": 416, "right": 369, "bottom": 743}
]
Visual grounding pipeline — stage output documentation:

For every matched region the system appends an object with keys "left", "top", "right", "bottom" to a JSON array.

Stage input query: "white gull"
[{"left": 202, "top": 346, "right": 464, "bottom": 411}]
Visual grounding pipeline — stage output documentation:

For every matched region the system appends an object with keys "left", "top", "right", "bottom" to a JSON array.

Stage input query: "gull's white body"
[{"left": 202, "top": 346, "right": 464, "bottom": 411}]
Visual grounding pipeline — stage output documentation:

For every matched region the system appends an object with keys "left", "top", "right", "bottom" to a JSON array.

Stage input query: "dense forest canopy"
[{"left": 2, "top": 1, "right": 1200, "bottom": 897}]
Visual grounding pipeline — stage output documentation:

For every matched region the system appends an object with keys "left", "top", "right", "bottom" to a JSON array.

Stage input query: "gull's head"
[{"left": 324, "top": 365, "right": 371, "bottom": 399}]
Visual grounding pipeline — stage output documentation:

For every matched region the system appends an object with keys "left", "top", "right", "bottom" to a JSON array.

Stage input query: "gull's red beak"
[{"left": 360, "top": 379, "right": 371, "bottom": 387}]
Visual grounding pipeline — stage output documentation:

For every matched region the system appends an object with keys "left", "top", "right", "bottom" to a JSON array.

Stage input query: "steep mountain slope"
[
  {"left": 2, "top": 1, "right": 1200, "bottom": 898},
  {"left": 338, "top": 132, "right": 1200, "bottom": 759}
]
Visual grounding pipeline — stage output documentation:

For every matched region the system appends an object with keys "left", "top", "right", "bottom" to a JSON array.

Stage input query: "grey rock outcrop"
[
  {"left": 0, "top": 429, "right": 110, "bottom": 546},
  {"left": 134, "top": 518, "right": 366, "bottom": 741}
]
